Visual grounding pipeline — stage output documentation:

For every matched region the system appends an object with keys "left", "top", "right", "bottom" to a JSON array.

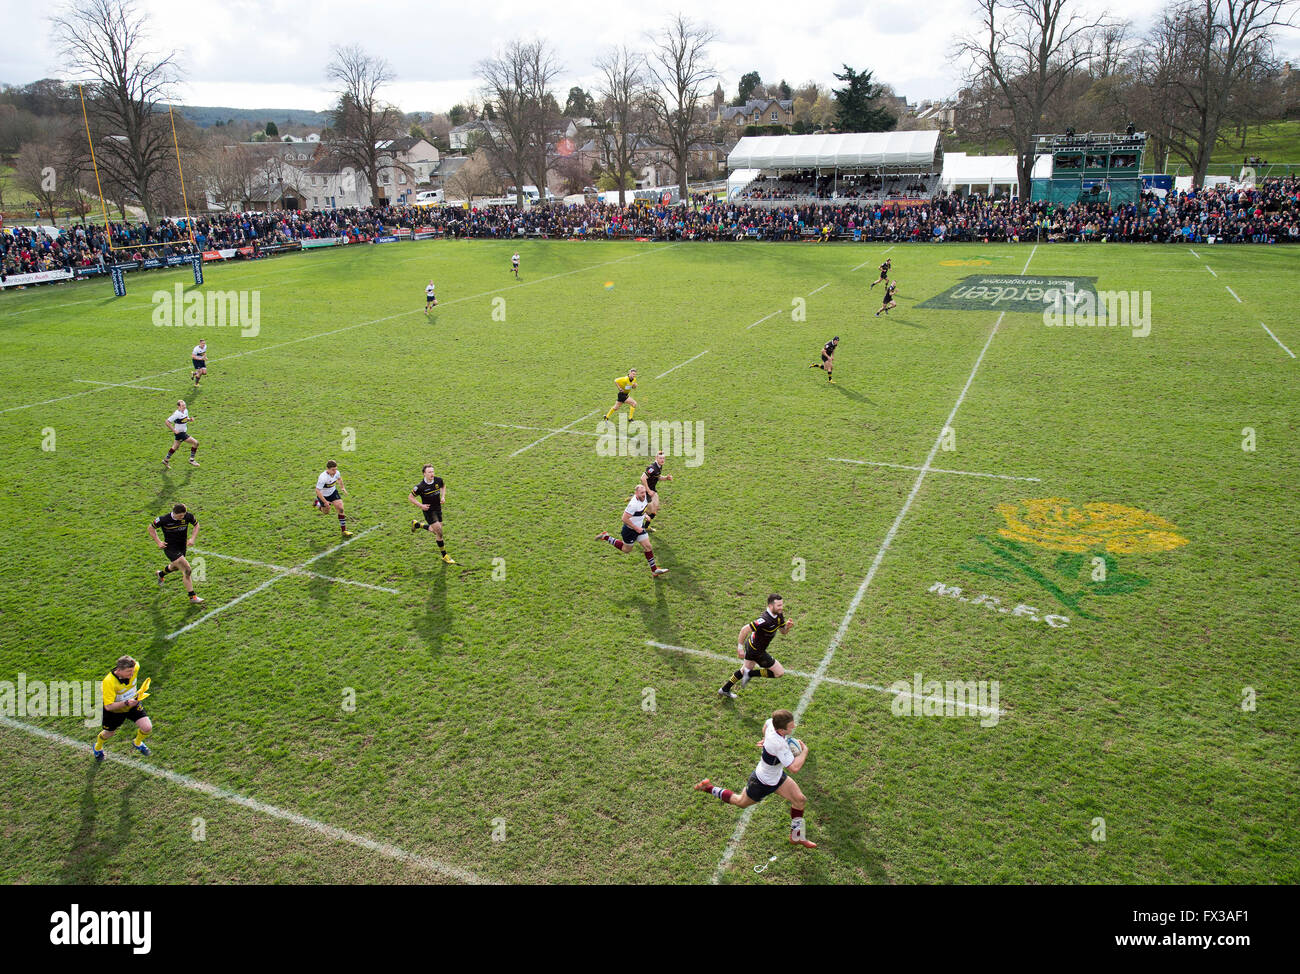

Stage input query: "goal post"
[{"left": 77, "top": 84, "right": 201, "bottom": 296}]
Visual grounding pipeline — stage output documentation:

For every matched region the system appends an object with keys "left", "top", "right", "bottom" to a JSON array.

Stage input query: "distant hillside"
[{"left": 168, "top": 105, "right": 333, "bottom": 129}]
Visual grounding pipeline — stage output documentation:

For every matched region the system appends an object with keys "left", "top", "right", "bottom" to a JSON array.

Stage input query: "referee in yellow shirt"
[
  {"left": 92, "top": 655, "right": 153, "bottom": 761},
  {"left": 604, "top": 368, "right": 638, "bottom": 421}
]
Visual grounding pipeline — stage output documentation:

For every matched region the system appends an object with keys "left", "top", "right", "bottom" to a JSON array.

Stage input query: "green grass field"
[{"left": 1, "top": 238, "right": 1296, "bottom": 885}]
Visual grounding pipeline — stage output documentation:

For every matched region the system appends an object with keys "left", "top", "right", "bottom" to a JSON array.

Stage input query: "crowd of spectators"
[
  {"left": 4, "top": 177, "right": 1297, "bottom": 283},
  {"left": 738, "top": 173, "right": 939, "bottom": 202}
]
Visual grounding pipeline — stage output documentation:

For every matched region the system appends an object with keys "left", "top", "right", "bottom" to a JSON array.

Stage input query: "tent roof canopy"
[
  {"left": 941, "top": 152, "right": 1052, "bottom": 184},
  {"left": 727, "top": 131, "right": 942, "bottom": 171}
]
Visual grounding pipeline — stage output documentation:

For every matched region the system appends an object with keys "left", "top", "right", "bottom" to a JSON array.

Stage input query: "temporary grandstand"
[{"left": 726, "top": 131, "right": 943, "bottom": 204}]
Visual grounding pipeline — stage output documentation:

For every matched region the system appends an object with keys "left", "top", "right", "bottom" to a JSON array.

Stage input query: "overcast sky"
[{"left": 2, "top": 0, "right": 1298, "bottom": 115}]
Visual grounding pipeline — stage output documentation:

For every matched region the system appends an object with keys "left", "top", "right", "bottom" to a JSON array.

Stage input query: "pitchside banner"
[
  {"left": 919, "top": 274, "right": 1106, "bottom": 320},
  {"left": 0, "top": 268, "right": 74, "bottom": 288}
]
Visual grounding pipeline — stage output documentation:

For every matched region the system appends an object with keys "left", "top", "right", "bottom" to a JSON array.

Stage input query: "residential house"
[{"left": 715, "top": 98, "right": 795, "bottom": 130}]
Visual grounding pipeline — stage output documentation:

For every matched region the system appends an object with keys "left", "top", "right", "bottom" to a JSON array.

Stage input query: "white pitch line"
[
  {"left": 829, "top": 457, "right": 1041, "bottom": 482},
  {"left": 712, "top": 311, "right": 1014, "bottom": 882},
  {"left": 1188, "top": 249, "right": 1200, "bottom": 258},
  {"left": 1260, "top": 323, "right": 1296, "bottom": 358},
  {"left": 654, "top": 349, "right": 709, "bottom": 380},
  {"left": 745, "top": 309, "right": 783, "bottom": 330},
  {"left": 0, "top": 714, "right": 487, "bottom": 884},
  {"left": 193, "top": 548, "right": 400, "bottom": 594},
  {"left": 484, "top": 422, "right": 602, "bottom": 437},
  {"left": 75, "top": 379, "right": 168, "bottom": 392},
  {"left": 1022, "top": 244, "right": 1037, "bottom": 275},
  {"left": 849, "top": 245, "right": 895, "bottom": 272},
  {"left": 1225, "top": 285, "right": 1242, "bottom": 303},
  {"left": 166, "top": 523, "right": 384, "bottom": 639},
  {"left": 647, "top": 641, "right": 1005, "bottom": 717},
  {"left": 0, "top": 245, "right": 680, "bottom": 416},
  {"left": 808, "top": 282, "right": 830, "bottom": 295},
  {"left": 0, "top": 296, "right": 108, "bottom": 318},
  {"left": 1205, "top": 265, "right": 1217, "bottom": 277},
  {"left": 509, "top": 409, "right": 601, "bottom": 458}
]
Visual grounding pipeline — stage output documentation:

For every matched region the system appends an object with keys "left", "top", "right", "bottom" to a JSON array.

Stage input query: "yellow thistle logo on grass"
[
  {"left": 957, "top": 498, "right": 1189, "bottom": 621},
  {"left": 995, "top": 498, "right": 1189, "bottom": 554}
]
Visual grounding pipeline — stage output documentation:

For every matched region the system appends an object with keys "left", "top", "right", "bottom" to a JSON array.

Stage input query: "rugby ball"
[{"left": 786, "top": 736, "right": 802, "bottom": 755}]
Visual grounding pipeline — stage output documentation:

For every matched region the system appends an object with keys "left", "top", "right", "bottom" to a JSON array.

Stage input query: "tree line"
[
  {"left": 4, "top": 0, "right": 1295, "bottom": 221},
  {"left": 953, "top": 0, "right": 1299, "bottom": 196}
]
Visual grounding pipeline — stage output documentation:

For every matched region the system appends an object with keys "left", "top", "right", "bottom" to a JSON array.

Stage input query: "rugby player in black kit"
[
  {"left": 409, "top": 463, "right": 456, "bottom": 564},
  {"left": 718, "top": 594, "right": 794, "bottom": 698}
]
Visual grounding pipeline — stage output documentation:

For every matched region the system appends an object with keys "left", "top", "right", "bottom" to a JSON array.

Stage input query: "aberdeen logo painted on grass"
[
  {"left": 919, "top": 275, "right": 1102, "bottom": 315},
  {"left": 957, "top": 498, "right": 1189, "bottom": 621},
  {"left": 1043, "top": 284, "right": 1151, "bottom": 336}
]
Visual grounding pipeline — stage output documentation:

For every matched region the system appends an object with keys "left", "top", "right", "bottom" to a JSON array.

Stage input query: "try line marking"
[
  {"left": 850, "top": 245, "right": 895, "bottom": 272},
  {"left": 75, "top": 379, "right": 168, "bottom": 392},
  {"left": 710, "top": 244, "right": 1034, "bottom": 883},
  {"left": 1260, "top": 322, "right": 1296, "bottom": 358},
  {"left": 193, "top": 548, "right": 400, "bottom": 594},
  {"left": 655, "top": 349, "right": 709, "bottom": 380},
  {"left": 647, "top": 641, "right": 1005, "bottom": 717},
  {"left": 829, "top": 457, "right": 1041, "bottom": 482},
  {"left": 166, "top": 523, "right": 384, "bottom": 639},
  {"left": 1225, "top": 285, "right": 1242, "bottom": 303},
  {"left": 509, "top": 409, "right": 600, "bottom": 458},
  {"left": 745, "top": 308, "right": 782, "bottom": 330},
  {"left": 0, "top": 714, "right": 488, "bottom": 884},
  {"left": 1204, "top": 265, "right": 1217, "bottom": 277},
  {"left": 485, "top": 422, "right": 600, "bottom": 437},
  {"left": 0, "top": 245, "right": 680, "bottom": 416}
]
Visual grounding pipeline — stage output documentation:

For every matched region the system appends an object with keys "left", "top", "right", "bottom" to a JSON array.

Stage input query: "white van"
[{"left": 415, "top": 190, "right": 444, "bottom": 205}]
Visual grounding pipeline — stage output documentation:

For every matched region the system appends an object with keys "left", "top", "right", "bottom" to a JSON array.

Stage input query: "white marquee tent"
[
  {"left": 727, "top": 131, "right": 942, "bottom": 171},
  {"left": 940, "top": 152, "right": 1052, "bottom": 196}
]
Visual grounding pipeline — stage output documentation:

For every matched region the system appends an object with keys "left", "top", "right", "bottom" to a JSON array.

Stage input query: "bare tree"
[
  {"left": 51, "top": 0, "right": 182, "bottom": 223},
  {"left": 645, "top": 13, "right": 718, "bottom": 197},
  {"left": 521, "top": 40, "right": 563, "bottom": 196},
  {"left": 954, "top": 0, "right": 1124, "bottom": 198},
  {"left": 445, "top": 150, "right": 501, "bottom": 203},
  {"left": 205, "top": 143, "right": 259, "bottom": 212},
  {"left": 15, "top": 141, "right": 62, "bottom": 216},
  {"left": 478, "top": 39, "right": 561, "bottom": 207},
  {"left": 1138, "top": 0, "right": 1295, "bottom": 185},
  {"left": 596, "top": 45, "right": 653, "bottom": 206},
  {"left": 326, "top": 44, "right": 407, "bottom": 203}
]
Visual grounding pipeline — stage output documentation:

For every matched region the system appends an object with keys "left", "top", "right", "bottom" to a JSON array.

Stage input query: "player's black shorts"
[
  {"left": 321, "top": 490, "right": 340, "bottom": 503},
  {"left": 744, "top": 641, "right": 777, "bottom": 669},
  {"left": 101, "top": 703, "right": 147, "bottom": 732},
  {"left": 163, "top": 545, "right": 186, "bottom": 563},
  {"left": 173, "top": 430, "right": 190, "bottom": 441},
  {"left": 192, "top": 358, "right": 205, "bottom": 369},
  {"left": 425, "top": 294, "right": 436, "bottom": 304},
  {"left": 620, "top": 524, "right": 646, "bottom": 545},
  {"left": 423, "top": 505, "right": 443, "bottom": 525},
  {"left": 879, "top": 270, "right": 888, "bottom": 280},
  {"left": 743, "top": 770, "right": 787, "bottom": 803},
  {"left": 617, "top": 391, "right": 629, "bottom": 403},
  {"left": 821, "top": 351, "right": 832, "bottom": 363}
]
